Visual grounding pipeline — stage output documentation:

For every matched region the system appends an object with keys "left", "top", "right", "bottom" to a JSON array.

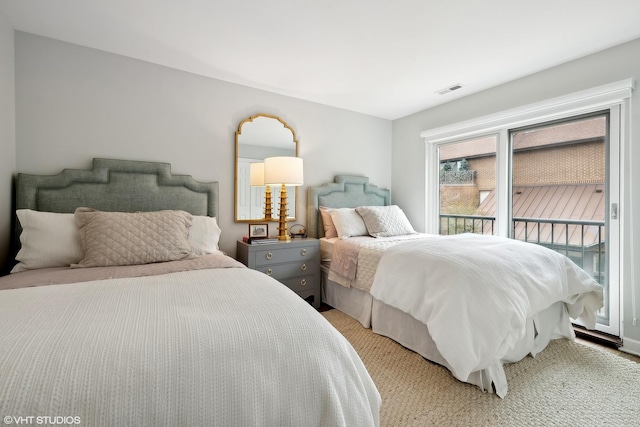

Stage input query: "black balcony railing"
[
  {"left": 439, "top": 214, "right": 606, "bottom": 286},
  {"left": 440, "top": 213, "right": 495, "bottom": 235}
]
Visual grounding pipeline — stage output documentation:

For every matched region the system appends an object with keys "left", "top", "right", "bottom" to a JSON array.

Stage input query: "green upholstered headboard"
[
  {"left": 11, "top": 158, "right": 219, "bottom": 259},
  {"left": 306, "top": 175, "right": 390, "bottom": 239}
]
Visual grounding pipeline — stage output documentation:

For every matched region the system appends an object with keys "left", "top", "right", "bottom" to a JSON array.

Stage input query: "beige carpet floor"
[{"left": 322, "top": 309, "right": 640, "bottom": 427}]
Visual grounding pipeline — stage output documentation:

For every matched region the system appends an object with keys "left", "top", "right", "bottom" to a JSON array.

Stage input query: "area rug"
[{"left": 322, "top": 309, "right": 640, "bottom": 426}]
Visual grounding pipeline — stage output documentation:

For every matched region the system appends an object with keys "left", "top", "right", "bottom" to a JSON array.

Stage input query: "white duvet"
[
  {"left": 0, "top": 267, "right": 380, "bottom": 426},
  {"left": 370, "top": 233, "right": 603, "bottom": 397}
]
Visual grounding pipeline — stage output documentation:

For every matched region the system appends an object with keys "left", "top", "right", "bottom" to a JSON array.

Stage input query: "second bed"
[{"left": 307, "top": 175, "right": 603, "bottom": 397}]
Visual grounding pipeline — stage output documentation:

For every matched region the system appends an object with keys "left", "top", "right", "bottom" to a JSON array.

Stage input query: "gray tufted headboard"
[
  {"left": 11, "top": 158, "right": 219, "bottom": 259},
  {"left": 306, "top": 175, "right": 390, "bottom": 238}
]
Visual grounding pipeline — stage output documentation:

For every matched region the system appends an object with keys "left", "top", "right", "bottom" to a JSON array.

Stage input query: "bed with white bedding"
[
  {"left": 308, "top": 175, "right": 604, "bottom": 397},
  {"left": 0, "top": 160, "right": 380, "bottom": 426}
]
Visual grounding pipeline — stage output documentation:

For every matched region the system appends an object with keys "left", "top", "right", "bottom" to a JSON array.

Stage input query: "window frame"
[{"left": 422, "top": 79, "right": 632, "bottom": 236}]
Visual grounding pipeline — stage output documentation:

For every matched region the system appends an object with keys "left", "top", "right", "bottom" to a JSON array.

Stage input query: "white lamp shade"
[
  {"left": 249, "top": 162, "right": 265, "bottom": 186},
  {"left": 264, "top": 157, "right": 303, "bottom": 186}
]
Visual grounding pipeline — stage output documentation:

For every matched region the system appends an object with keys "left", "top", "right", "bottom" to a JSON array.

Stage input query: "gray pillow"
[{"left": 73, "top": 208, "right": 194, "bottom": 268}]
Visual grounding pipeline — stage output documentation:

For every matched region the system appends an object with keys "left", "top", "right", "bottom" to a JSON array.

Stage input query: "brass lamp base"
[
  {"left": 264, "top": 185, "right": 273, "bottom": 221},
  {"left": 276, "top": 183, "right": 290, "bottom": 241}
]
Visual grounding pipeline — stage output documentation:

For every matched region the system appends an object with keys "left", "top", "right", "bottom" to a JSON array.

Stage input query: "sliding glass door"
[
  {"left": 509, "top": 112, "right": 619, "bottom": 335},
  {"left": 436, "top": 111, "right": 620, "bottom": 336}
]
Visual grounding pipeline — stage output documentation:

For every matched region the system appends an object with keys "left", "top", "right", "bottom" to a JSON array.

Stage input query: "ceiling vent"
[{"left": 436, "top": 84, "right": 463, "bottom": 95}]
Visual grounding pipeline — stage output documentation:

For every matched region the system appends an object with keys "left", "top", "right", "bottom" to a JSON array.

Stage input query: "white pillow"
[
  {"left": 11, "top": 210, "right": 83, "bottom": 273},
  {"left": 355, "top": 205, "right": 416, "bottom": 237},
  {"left": 190, "top": 216, "right": 222, "bottom": 255},
  {"left": 329, "top": 208, "right": 368, "bottom": 240}
]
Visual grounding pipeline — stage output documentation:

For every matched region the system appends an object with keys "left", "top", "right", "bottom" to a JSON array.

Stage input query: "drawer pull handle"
[
  {"left": 266, "top": 252, "right": 273, "bottom": 260},
  {"left": 265, "top": 268, "right": 272, "bottom": 276},
  {"left": 300, "top": 279, "right": 307, "bottom": 286},
  {"left": 300, "top": 264, "right": 307, "bottom": 271},
  {"left": 300, "top": 248, "right": 307, "bottom": 256}
]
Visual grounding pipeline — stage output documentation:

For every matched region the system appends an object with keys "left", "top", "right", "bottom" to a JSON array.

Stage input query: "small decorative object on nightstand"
[
  {"left": 289, "top": 224, "right": 307, "bottom": 238},
  {"left": 237, "top": 238, "right": 320, "bottom": 308},
  {"left": 248, "top": 223, "right": 269, "bottom": 239}
]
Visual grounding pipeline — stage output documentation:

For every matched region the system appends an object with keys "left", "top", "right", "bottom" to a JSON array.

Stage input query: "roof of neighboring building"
[
  {"left": 475, "top": 184, "right": 605, "bottom": 248},
  {"left": 439, "top": 116, "right": 606, "bottom": 161},
  {"left": 439, "top": 136, "right": 496, "bottom": 161},
  {"left": 513, "top": 117, "right": 605, "bottom": 151}
]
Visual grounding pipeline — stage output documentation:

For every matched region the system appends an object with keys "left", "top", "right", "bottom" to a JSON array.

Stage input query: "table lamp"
[{"left": 264, "top": 156, "right": 303, "bottom": 241}]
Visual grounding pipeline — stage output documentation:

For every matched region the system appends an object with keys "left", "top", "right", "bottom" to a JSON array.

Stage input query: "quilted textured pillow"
[
  {"left": 73, "top": 208, "right": 195, "bottom": 268},
  {"left": 319, "top": 206, "right": 338, "bottom": 238},
  {"left": 356, "top": 205, "right": 416, "bottom": 237}
]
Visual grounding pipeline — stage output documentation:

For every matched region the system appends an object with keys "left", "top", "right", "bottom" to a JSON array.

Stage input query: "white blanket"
[
  {"left": 0, "top": 267, "right": 380, "bottom": 426},
  {"left": 370, "top": 233, "right": 603, "bottom": 397}
]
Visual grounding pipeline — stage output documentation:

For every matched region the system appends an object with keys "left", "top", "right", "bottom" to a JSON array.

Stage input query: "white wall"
[
  {"left": 392, "top": 38, "right": 640, "bottom": 347},
  {"left": 0, "top": 14, "right": 15, "bottom": 273},
  {"left": 14, "top": 32, "right": 392, "bottom": 257}
]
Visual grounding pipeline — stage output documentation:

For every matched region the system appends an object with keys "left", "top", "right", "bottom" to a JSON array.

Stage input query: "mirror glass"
[{"left": 235, "top": 114, "right": 298, "bottom": 222}]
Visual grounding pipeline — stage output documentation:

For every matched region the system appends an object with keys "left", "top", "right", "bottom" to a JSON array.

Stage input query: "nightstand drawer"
[
  {"left": 253, "top": 246, "right": 318, "bottom": 267},
  {"left": 256, "top": 262, "right": 311, "bottom": 279},
  {"left": 281, "top": 275, "right": 317, "bottom": 293}
]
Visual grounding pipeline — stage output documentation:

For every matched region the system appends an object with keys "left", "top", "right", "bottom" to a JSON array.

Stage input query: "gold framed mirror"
[{"left": 235, "top": 114, "right": 299, "bottom": 223}]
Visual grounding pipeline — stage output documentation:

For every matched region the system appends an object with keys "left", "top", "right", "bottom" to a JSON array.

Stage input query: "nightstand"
[{"left": 237, "top": 238, "right": 321, "bottom": 308}]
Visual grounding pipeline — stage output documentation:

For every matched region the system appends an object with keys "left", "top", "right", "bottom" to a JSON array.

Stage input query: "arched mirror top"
[
  {"left": 236, "top": 114, "right": 298, "bottom": 151},
  {"left": 235, "top": 114, "right": 299, "bottom": 223}
]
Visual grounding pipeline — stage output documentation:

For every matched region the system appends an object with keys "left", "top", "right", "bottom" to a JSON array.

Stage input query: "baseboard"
[{"left": 620, "top": 336, "right": 640, "bottom": 357}]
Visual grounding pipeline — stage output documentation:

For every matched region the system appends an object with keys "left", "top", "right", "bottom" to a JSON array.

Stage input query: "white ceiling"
[{"left": 1, "top": 0, "right": 640, "bottom": 120}]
